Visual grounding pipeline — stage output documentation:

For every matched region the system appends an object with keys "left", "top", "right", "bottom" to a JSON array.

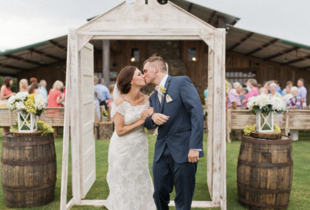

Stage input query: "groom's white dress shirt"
[{"left": 156, "top": 74, "right": 201, "bottom": 152}]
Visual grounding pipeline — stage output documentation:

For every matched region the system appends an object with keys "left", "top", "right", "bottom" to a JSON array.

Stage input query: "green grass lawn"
[{"left": 0, "top": 129, "right": 309, "bottom": 210}]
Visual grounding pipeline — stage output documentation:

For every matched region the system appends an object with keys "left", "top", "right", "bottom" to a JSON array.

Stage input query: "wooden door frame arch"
[{"left": 60, "top": 2, "right": 226, "bottom": 210}]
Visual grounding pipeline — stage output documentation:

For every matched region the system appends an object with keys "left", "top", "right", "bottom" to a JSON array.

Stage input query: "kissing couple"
[{"left": 105, "top": 55, "right": 204, "bottom": 210}]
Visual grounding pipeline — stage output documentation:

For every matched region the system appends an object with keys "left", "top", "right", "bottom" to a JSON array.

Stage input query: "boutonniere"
[{"left": 159, "top": 85, "right": 166, "bottom": 95}]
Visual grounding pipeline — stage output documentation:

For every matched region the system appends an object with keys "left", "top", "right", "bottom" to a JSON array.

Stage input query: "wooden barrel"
[
  {"left": 237, "top": 135, "right": 293, "bottom": 210},
  {"left": 1, "top": 131, "right": 56, "bottom": 208}
]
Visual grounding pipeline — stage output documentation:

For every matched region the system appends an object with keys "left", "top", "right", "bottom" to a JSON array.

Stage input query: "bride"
[{"left": 105, "top": 66, "right": 156, "bottom": 210}]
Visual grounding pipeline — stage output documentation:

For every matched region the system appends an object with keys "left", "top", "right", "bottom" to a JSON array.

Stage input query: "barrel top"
[
  {"left": 242, "top": 135, "right": 292, "bottom": 144},
  {"left": 11, "top": 131, "right": 43, "bottom": 137}
]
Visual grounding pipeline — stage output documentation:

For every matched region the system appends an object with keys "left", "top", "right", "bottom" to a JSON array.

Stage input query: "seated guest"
[
  {"left": 282, "top": 85, "right": 292, "bottom": 109},
  {"left": 274, "top": 80, "right": 282, "bottom": 94},
  {"left": 38, "top": 80, "right": 48, "bottom": 106},
  {"left": 227, "top": 83, "right": 241, "bottom": 109},
  {"left": 269, "top": 83, "right": 282, "bottom": 98},
  {"left": 28, "top": 82, "right": 40, "bottom": 94},
  {"left": 239, "top": 88, "right": 248, "bottom": 108},
  {"left": 19, "top": 79, "right": 29, "bottom": 92},
  {"left": 29, "top": 77, "right": 37, "bottom": 88},
  {"left": 287, "top": 86, "right": 303, "bottom": 141},
  {"left": 264, "top": 81, "right": 272, "bottom": 94},
  {"left": 297, "top": 78, "right": 307, "bottom": 107},
  {"left": 282, "top": 81, "right": 293, "bottom": 96},
  {"left": 242, "top": 79, "right": 259, "bottom": 108}
]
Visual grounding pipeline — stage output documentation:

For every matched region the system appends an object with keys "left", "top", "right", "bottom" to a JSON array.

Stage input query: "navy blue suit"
[{"left": 144, "top": 76, "right": 204, "bottom": 210}]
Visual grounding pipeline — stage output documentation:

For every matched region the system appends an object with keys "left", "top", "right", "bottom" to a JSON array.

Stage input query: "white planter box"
[
  {"left": 256, "top": 112, "right": 274, "bottom": 133},
  {"left": 18, "top": 111, "right": 37, "bottom": 132}
]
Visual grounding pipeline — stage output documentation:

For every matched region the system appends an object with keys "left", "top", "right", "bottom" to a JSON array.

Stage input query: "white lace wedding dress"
[{"left": 105, "top": 100, "right": 156, "bottom": 210}]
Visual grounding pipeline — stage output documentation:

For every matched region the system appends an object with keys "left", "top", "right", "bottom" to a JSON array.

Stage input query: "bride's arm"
[{"left": 114, "top": 112, "right": 146, "bottom": 137}]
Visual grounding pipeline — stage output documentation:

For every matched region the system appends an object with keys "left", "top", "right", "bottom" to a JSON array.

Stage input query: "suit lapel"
[
  {"left": 153, "top": 90, "right": 161, "bottom": 112},
  {"left": 160, "top": 76, "right": 172, "bottom": 113}
]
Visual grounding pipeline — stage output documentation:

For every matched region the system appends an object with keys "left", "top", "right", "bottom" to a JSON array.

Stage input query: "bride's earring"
[{"left": 131, "top": 82, "right": 133, "bottom": 85}]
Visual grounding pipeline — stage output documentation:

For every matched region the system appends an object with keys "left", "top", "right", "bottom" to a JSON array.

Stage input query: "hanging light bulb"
[
  {"left": 283, "top": 55, "right": 288, "bottom": 63},
  {"left": 192, "top": 57, "right": 197, "bottom": 61},
  {"left": 131, "top": 57, "right": 135, "bottom": 62}
]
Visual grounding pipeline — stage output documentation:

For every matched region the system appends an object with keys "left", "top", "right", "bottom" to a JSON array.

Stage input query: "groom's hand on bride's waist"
[{"left": 151, "top": 113, "right": 170, "bottom": 125}]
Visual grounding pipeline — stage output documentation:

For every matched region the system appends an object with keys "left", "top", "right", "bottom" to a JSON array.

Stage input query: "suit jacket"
[{"left": 144, "top": 76, "right": 204, "bottom": 164}]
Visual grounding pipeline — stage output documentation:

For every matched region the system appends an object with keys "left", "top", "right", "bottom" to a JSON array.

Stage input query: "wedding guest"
[
  {"left": 269, "top": 83, "right": 282, "bottom": 98},
  {"left": 19, "top": 79, "right": 28, "bottom": 92},
  {"left": 38, "top": 80, "right": 48, "bottom": 106},
  {"left": 47, "top": 80, "right": 64, "bottom": 137},
  {"left": 275, "top": 80, "right": 282, "bottom": 94},
  {"left": 227, "top": 83, "right": 241, "bottom": 109},
  {"left": 29, "top": 77, "right": 37, "bottom": 88},
  {"left": 107, "top": 84, "right": 115, "bottom": 106},
  {"left": 204, "top": 84, "right": 208, "bottom": 107},
  {"left": 96, "top": 78, "right": 110, "bottom": 111},
  {"left": 233, "top": 82, "right": 241, "bottom": 90},
  {"left": 264, "top": 81, "right": 271, "bottom": 94},
  {"left": 239, "top": 87, "right": 247, "bottom": 108},
  {"left": 282, "top": 81, "right": 293, "bottom": 96},
  {"left": 259, "top": 87, "right": 266, "bottom": 95},
  {"left": 0, "top": 76, "right": 16, "bottom": 107},
  {"left": 244, "top": 80, "right": 251, "bottom": 92},
  {"left": 242, "top": 79, "right": 259, "bottom": 108},
  {"left": 47, "top": 80, "right": 64, "bottom": 107},
  {"left": 94, "top": 76, "right": 102, "bottom": 120},
  {"left": 287, "top": 86, "right": 303, "bottom": 141},
  {"left": 28, "top": 82, "right": 40, "bottom": 94},
  {"left": 0, "top": 77, "right": 16, "bottom": 134},
  {"left": 282, "top": 85, "right": 292, "bottom": 110},
  {"left": 297, "top": 78, "right": 307, "bottom": 107}
]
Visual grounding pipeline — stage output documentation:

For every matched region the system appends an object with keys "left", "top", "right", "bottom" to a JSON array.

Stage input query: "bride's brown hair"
[{"left": 117, "top": 66, "right": 137, "bottom": 94}]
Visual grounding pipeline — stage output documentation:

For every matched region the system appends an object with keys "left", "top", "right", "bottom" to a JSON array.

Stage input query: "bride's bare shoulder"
[
  {"left": 141, "top": 93, "right": 150, "bottom": 102},
  {"left": 114, "top": 97, "right": 124, "bottom": 106}
]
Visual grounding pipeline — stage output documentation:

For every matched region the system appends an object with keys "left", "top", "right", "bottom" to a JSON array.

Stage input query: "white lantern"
[
  {"left": 256, "top": 112, "right": 274, "bottom": 133},
  {"left": 18, "top": 111, "right": 37, "bottom": 132}
]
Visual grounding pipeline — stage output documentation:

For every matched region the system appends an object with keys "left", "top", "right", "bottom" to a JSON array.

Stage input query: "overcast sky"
[{"left": 0, "top": 0, "right": 309, "bottom": 52}]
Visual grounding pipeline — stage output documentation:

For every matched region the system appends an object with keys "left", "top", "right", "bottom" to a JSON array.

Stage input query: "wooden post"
[
  {"left": 102, "top": 40, "right": 110, "bottom": 87},
  {"left": 212, "top": 29, "right": 226, "bottom": 210}
]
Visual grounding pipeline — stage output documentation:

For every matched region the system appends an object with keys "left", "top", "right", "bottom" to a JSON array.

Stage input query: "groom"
[{"left": 144, "top": 55, "right": 204, "bottom": 210}]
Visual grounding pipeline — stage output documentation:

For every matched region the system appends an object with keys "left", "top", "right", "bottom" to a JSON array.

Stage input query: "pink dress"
[
  {"left": 244, "top": 88, "right": 259, "bottom": 108},
  {"left": 47, "top": 90, "right": 62, "bottom": 107}
]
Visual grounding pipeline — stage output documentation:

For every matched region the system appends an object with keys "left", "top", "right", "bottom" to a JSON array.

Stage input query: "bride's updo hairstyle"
[{"left": 117, "top": 66, "right": 137, "bottom": 94}]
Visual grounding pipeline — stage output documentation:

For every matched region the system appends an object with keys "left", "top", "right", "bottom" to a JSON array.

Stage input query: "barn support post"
[{"left": 103, "top": 40, "right": 110, "bottom": 87}]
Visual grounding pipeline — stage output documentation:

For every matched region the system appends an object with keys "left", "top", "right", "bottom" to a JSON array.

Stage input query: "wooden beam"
[
  {"left": 285, "top": 55, "right": 310, "bottom": 65},
  {"left": 102, "top": 40, "right": 110, "bottom": 87},
  {"left": 217, "top": 16, "right": 226, "bottom": 28},
  {"left": 246, "top": 38, "right": 279, "bottom": 56},
  {"left": 228, "top": 32, "right": 254, "bottom": 51},
  {"left": 187, "top": 3, "right": 193, "bottom": 12},
  {"left": 264, "top": 46, "right": 299, "bottom": 60},
  {"left": 49, "top": 40, "right": 67, "bottom": 50},
  {"left": 29, "top": 49, "right": 65, "bottom": 62},
  {"left": 5, "top": 54, "right": 46, "bottom": 66},
  {"left": 0, "top": 72, "right": 17, "bottom": 77},
  {"left": 208, "top": 11, "right": 217, "bottom": 25},
  {"left": 0, "top": 63, "right": 29, "bottom": 71}
]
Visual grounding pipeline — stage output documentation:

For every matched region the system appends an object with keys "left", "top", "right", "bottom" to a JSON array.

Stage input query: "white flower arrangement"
[
  {"left": 7, "top": 92, "right": 46, "bottom": 116},
  {"left": 247, "top": 94, "right": 283, "bottom": 115}
]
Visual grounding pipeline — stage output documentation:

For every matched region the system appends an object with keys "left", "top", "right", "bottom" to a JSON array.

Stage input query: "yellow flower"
[
  {"left": 159, "top": 85, "right": 166, "bottom": 94},
  {"left": 25, "top": 94, "right": 37, "bottom": 114}
]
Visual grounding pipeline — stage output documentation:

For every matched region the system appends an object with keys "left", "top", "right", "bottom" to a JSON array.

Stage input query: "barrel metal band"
[
  {"left": 238, "top": 159, "right": 293, "bottom": 167},
  {"left": 1, "top": 155, "right": 56, "bottom": 166},
  {"left": 2, "top": 139, "right": 54, "bottom": 147},
  {"left": 239, "top": 196, "right": 289, "bottom": 208},
  {"left": 2, "top": 183, "right": 55, "bottom": 192},
  {"left": 237, "top": 182, "right": 292, "bottom": 194},
  {"left": 242, "top": 136, "right": 292, "bottom": 145}
]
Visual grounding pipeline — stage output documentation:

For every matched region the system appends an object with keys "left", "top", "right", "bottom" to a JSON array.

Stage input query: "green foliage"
[{"left": 37, "top": 121, "right": 54, "bottom": 135}]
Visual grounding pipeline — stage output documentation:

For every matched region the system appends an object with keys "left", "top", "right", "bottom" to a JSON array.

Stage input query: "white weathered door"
[{"left": 79, "top": 42, "right": 96, "bottom": 198}]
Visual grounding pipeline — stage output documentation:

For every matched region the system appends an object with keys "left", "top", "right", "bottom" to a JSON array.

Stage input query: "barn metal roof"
[{"left": 0, "top": 0, "right": 309, "bottom": 76}]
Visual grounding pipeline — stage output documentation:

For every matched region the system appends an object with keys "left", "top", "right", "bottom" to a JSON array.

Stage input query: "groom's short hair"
[{"left": 143, "top": 54, "right": 167, "bottom": 72}]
